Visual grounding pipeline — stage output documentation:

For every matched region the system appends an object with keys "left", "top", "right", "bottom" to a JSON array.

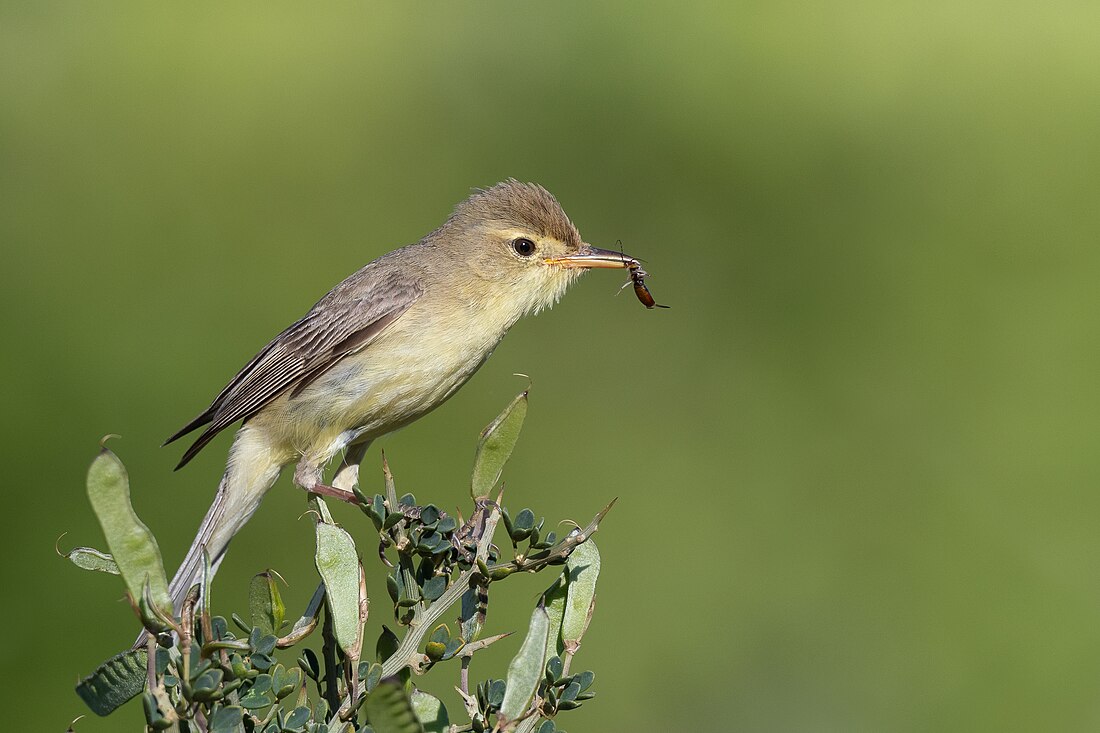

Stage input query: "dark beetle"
[{"left": 627, "top": 263, "right": 670, "bottom": 309}]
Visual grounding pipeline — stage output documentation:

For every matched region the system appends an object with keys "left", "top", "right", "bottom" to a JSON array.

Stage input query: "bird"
[{"left": 160, "top": 179, "right": 641, "bottom": 615}]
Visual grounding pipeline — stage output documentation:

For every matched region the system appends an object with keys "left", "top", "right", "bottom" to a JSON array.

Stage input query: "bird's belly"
[{"left": 268, "top": 334, "right": 495, "bottom": 460}]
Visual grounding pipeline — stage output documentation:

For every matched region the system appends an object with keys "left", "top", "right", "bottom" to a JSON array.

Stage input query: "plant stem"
[
  {"left": 145, "top": 635, "right": 157, "bottom": 691},
  {"left": 306, "top": 482, "right": 363, "bottom": 505},
  {"left": 460, "top": 656, "right": 471, "bottom": 696},
  {"left": 328, "top": 500, "right": 503, "bottom": 729}
]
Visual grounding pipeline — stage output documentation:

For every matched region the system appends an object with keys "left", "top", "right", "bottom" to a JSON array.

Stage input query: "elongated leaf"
[
  {"left": 541, "top": 575, "right": 567, "bottom": 661},
  {"left": 499, "top": 606, "right": 550, "bottom": 725},
  {"left": 75, "top": 648, "right": 147, "bottom": 716},
  {"left": 410, "top": 689, "right": 450, "bottom": 733},
  {"left": 459, "top": 578, "right": 488, "bottom": 643},
  {"left": 470, "top": 390, "right": 528, "bottom": 499},
  {"left": 562, "top": 537, "right": 600, "bottom": 645},
  {"left": 314, "top": 521, "right": 362, "bottom": 656},
  {"left": 86, "top": 447, "right": 171, "bottom": 618},
  {"left": 364, "top": 678, "right": 424, "bottom": 733},
  {"left": 63, "top": 544, "right": 120, "bottom": 575},
  {"left": 249, "top": 571, "right": 286, "bottom": 636}
]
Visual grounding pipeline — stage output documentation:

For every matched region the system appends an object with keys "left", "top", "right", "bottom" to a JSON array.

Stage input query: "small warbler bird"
[{"left": 162, "top": 179, "right": 640, "bottom": 611}]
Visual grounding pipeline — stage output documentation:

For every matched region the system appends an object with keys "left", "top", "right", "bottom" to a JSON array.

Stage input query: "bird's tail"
[
  {"left": 136, "top": 428, "right": 284, "bottom": 646},
  {"left": 166, "top": 472, "right": 231, "bottom": 611}
]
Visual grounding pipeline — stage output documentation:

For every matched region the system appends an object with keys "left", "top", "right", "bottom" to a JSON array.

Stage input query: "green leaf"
[
  {"left": 188, "top": 652, "right": 212, "bottom": 682},
  {"left": 364, "top": 678, "right": 424, "bottom": 733},
  {"left": 239, "top": 690, "right": 272, "bottom": 710},
  {"left": 314, "top": 521, "right": 363, "bottom": 657},
  {"left": 298, "top": 648, "right": 320, "bottom": 680},
  {"left": 420, "top": 505, "right": 440, "bottom": 526},
  {"left": 546, "top": 656, "right": 563, "bottom": 683},
  {"left": 285, "top": 705, "right": 311, "bottom": 730},
  {"left": 410, "top": 689, "right": 451, "bottom": 733},
  {"left": 487, "top": 679, "right": 506, "bottom": 709},
  {"left": 232, "top": 612, "right": 251, "bottom": 634},
  {"left": 192, "top": 668, "right": 225, "bottom": 702},
  {"left": 562, "top": 538, "right": 600, "bottom": 646},
  {"left": 499, "top": 606, "right": 550, "bottom": 724},
  {"left": 313, "top": 698, "right": 329, "bottom": 724},
  {"left": 428, "top": 624, "right": 450, "bottom": 645},
  {"left": 541, "top": 576, "right": 567, "bottom": 661},
  {"left": 513, "top": 509, "right": 535, "bottom": 531},
  {"left": 62, "top": 544, "right": 120, "bottom": 574},
  {"left": 365, "top": 493, "right": 387, "bottom": 531},
  {"left": 470, "top": 389, "right": 528, "bottom": 499},
  {"left": 210, "top": 615, "right": 229, "bottom": 641},
  {"left": 249, "top": 571, "right": 286, "bottom": 636},
  {"left": 75, "top": 648, "right": 147, "bottom": 716},
  {"left": 386, "top": 572, "right": 400, "bottom": 604},
  {"left": 377, "top": 625, "right": 400, "bottom": 663},
  {"left": 432, "top": 534, "right": 453, "bottom": 556},
  {"left": 270, "top": 664, "right": 288, "bottom": 697},
  {"left": 85, "top": 446, "right": 172, "bottom": 622},
  {"left": 208, "top": 705, "right": 244, "bottom": 733},
  {"left": 364, "top": 662, "right": 384, "bottom": 692},
  {"left": 251, "top": 630, "right": 277, "bottom": 656},
  {"left": 416, "top": 530, "right": 440, "bottom": 554},
  {"left": 421, "top": 575, "right": 447, "bottom": 602},
  {"left": 459, "top": 582, "right": 486, "bottom": 643}
]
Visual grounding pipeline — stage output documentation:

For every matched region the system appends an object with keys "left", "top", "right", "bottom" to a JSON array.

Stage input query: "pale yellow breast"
[{"left": 252, "top": 292, "right": 515, "bottom": 464}]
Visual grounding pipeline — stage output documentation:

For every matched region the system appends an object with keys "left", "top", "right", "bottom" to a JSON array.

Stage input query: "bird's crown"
[{"left": 451, "top": 179, "right": 582, "bottom": 248}]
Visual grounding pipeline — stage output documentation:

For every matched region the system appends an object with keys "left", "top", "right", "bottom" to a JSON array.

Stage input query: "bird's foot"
[{"left": 293, "top": 460, "right": 362, "bottom": 506}]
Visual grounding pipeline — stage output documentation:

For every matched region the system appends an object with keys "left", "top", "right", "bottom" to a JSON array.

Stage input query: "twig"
[
  {"left": 483, "top": 498, "right": 616, "bottom": 578},
  {"left": 306, "top": 483, "right": 364, "bottom": 506},
  {"left": 460, "top": 657, "right": 471, "bottom": 697},
  {"left": 145, "top": 634, "right": 157, "bottom": 692},
  {"left": 457, "top": 632, "right": 513, "bottom": 659}
]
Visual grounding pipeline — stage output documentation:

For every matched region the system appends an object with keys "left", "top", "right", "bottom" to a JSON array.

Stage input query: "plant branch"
[
  {"left": 329, "top": 498, "right": 503, "bottom": 729},
  {"left": 484, "top": 498, "right": 615, "bottom": 578},
  {"left": 307, "top": 483, "right": 364, "bottom": 506}
]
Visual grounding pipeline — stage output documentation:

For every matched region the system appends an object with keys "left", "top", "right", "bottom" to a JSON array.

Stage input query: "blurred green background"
[{"left": 3, "top": 2, "right": 1099, "bottom": 731}]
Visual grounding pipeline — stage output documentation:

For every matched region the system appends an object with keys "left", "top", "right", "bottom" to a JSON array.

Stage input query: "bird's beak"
[{"left": 544, "top": 244, "right": 640, "bottom": 269}]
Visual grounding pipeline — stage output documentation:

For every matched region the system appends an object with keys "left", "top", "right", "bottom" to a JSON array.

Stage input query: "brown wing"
[{"left": 166, "top": 265, "right": 423, "bottom": 469}]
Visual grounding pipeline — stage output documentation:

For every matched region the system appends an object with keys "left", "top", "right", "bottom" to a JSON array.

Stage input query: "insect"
[
  {"left": 619, "top": 262, "right": 670, "bottom": 309},
  {"left": 614, "top": 241, "right": 670, "bottom": 309}
]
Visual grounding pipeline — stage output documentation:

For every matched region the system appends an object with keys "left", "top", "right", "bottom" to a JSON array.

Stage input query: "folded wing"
[{"left": 166, "top": 266, "right": 423, "bottom": 468}]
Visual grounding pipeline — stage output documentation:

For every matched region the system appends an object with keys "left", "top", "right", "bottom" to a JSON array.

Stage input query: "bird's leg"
[
  {"left": 332, "top": 440, "right": 371, "bottom": 493},
  {"left": 293, "top": 458, "right": 362, "bottom": 506}
]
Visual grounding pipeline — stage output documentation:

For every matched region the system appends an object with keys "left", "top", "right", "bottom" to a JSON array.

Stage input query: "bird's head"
[{"left": 433, "top": 179, "right": 639, "bottom": 317}]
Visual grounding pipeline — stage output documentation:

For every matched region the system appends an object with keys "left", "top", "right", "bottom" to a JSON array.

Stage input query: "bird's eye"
[{"left": 512, "top": 237, "right": 536, "bottom": 257}]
